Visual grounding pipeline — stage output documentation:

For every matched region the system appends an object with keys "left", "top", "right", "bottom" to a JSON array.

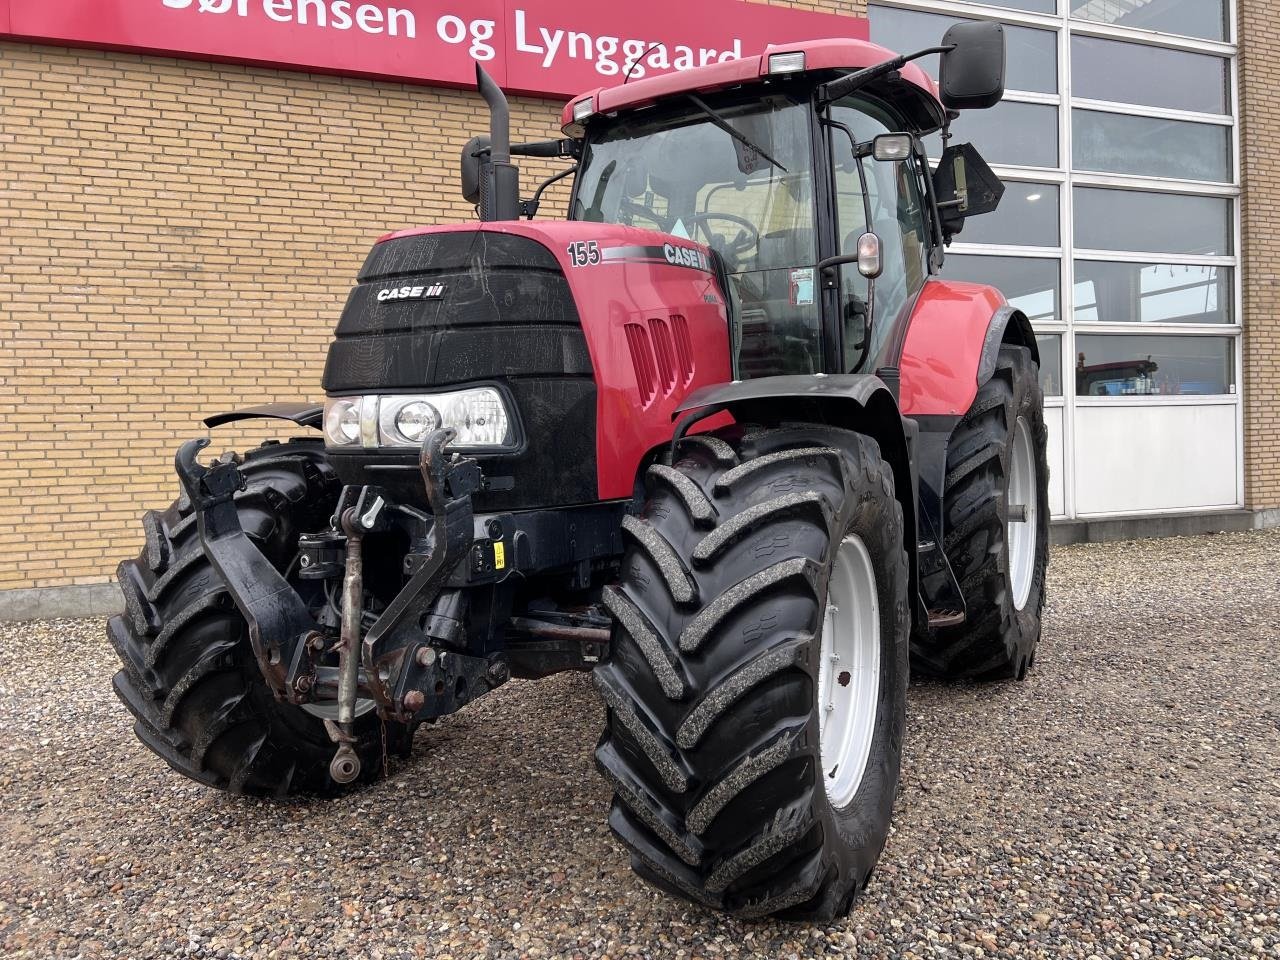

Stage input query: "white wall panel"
[
  {"left": 1074, "top": 403, "right": 1238, "bottom": 514},
  {"left": 1045, "top": 405, "right": 1066, "bottom": 517}
]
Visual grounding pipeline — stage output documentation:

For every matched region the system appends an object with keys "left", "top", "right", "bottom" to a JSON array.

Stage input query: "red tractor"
[{"left": 110, "top": 23, "right": 1048, "bottom": 920}]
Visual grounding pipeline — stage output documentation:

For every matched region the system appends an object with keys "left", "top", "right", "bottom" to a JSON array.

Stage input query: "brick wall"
[
  {"left": 0, "top": 44, "right": 575, "bottom": 590},
  {"left": 0, "top": 3, "right": 867, "bottom": 592},
  {"left": 1239, "top": 0, "right": 1280, "bottom": 512}
]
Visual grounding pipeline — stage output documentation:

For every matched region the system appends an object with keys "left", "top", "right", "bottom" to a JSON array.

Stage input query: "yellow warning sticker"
[{"left": 493, "top": 541, "right": 506, "bottom": 570}]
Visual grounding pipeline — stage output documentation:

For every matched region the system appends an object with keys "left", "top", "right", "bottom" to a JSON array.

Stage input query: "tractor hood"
[
  {"left": 323, "top": 220, "right": 728, "bottom": 394},
  {"left": 322, "top": 220, "right": 733, "bottom": 505}
]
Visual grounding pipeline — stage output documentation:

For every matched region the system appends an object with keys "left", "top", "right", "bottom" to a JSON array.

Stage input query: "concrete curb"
[
  {"left": 2, "top": 510, "right": 1277, "bottom": 621},
  {"left": 0, "top": 583, "right": 122, "bottom": 622},
  {"left": 1049, "top": 508, "right": 1278, "bottom": 546}
]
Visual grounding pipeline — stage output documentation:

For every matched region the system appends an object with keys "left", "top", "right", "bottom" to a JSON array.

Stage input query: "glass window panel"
[
  {"left": 943, "top": 254, "right": 1061, "bottom": 324},
  {"left": 1072, "top": 110, "right": 1231, "bottom": 182},
  {"left": 1073, "top": 188, "right": 1232, "bottom": 256},
  {"left": 1035, "top": 334, "right": 1064, "bottom": 397},
  {"left": 869, "top": 6, "right": 1058, "bottom": 94},
  {"left": 1071, "top": 36, "right": 1229, "bottom": 115},
  {"left": 992, "top": 0, "right": 1057, "bottom": 11},
  {"left": 1074, "top": 335, "right": 1235, "bottom": 396},
  {"left": 949, "top": 182, "right": 1060, "bottom": 247},
  {"left": 1074, "top": 262, "right": 1233, "bottom": 325},
  {"left": 927, "top": 101, "right": 1060, "bottom": 168},
  {"left": 1070, "top": 0, "right": 1227, "bottom": 43}
]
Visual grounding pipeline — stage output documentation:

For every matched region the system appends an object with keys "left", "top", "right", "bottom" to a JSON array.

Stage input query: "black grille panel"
[
  {"left": 322, "top": 229, "right": 599, "bottom": 511},
  {"left": 324, "top": 230, "right": 590, "bottom": 392}
]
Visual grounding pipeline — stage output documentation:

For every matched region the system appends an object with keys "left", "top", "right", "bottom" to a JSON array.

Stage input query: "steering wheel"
[
  {"left": 618, "top": 196, "right": 669, "bottom": 231},
  {"left": 692, "top": 212, "right": 761, "bottom": 269}
]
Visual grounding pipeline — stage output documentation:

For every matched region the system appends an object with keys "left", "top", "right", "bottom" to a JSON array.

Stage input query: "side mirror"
[
  {"left": 932, "top": 142, "right": 1005, "bottom": 241},
  {"left": 939, "top": 21, "right": 1006, "bottom": 111},
  {"left": 460, "top": 135, "right": 490, "bottom": 206},
  {"left": 856, "top": 232, "right": 883, "bottom": 279}
]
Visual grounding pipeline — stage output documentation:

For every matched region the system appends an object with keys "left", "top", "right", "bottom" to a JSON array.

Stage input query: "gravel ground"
[{"left": 1, "top": 530, "right": 1278, "bottom": 959}]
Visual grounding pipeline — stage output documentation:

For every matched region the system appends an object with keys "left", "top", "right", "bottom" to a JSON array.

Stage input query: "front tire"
[
  {"left": 108, "top": 439, "right": 405, "bottom": 798},
  {"left": 594, "top": 427, "right": 910, "bottom": 920}
]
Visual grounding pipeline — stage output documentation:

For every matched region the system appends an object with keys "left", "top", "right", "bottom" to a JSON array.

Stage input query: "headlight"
[
  {"left": 326, "top": 388, "right": 518, "bottom": 450},
  {"left": 381, "top": 398, "right": 442, "bottom": 444},
  {"left": 324, "top": 398, "right": 361, "bottom": 446},
  {"left": 437, "top": 387, "right": 512, "bottom": 447}
]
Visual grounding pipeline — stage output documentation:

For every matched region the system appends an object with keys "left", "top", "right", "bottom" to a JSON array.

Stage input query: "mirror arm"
[
  {"left": 511, "top": 139, "right": 581, "bottom": 159},
  {"left": 821, "top": 117, "right": 877, "bottom": 267},
  {"left": 817, "top": 253, "right": 860, "bottom": 290},
  {"left": 522, "top": 164, "right": 579, "bottom": 220},
  {"left": 819, "top": 45, "right": 954, "bottom": 106}
]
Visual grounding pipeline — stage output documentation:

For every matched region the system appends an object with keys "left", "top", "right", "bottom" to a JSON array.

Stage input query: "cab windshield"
[{"left": 573, "top": 95, "right": 821, "bottom": 377}]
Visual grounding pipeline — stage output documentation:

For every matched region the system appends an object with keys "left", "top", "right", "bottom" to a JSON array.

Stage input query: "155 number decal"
[{"left": 567, "top": 240, "right": 602, "bottom": 267}]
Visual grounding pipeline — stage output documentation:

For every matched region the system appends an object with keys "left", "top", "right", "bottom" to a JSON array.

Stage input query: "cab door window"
[{"left": 829, "top": 99, "right": 930, "bottom": 372}]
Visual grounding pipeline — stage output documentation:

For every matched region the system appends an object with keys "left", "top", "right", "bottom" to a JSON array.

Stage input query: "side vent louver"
[
  {"left": 649, "top": 317, "right": 678, "bottom": 394},
  {"left": 626, "top": 316, "right": 697, "bottom": 407},
  {"left": 625, "top": 322, "right": 658, "bottom": 406},
  {"left": 669, "top": 314, "right": 695, "bottom": 385}
]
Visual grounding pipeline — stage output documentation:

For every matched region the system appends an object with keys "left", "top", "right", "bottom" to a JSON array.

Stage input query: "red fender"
[{"left": 899, "top": 279, "right": 1012, "bottom": 418}]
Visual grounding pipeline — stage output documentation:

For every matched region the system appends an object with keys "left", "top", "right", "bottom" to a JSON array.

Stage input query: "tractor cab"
[{"left": 469, "top": 27, "right": 1008, "bottom": 383}]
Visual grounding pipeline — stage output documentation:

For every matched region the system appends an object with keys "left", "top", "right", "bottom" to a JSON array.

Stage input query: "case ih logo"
[
  {"left": 0, "top": 1, "right": 867, "bottom": 98},
  {"left": 377, "top": 283, "right": 446, "bottom": 302},
  {"left": 664, "top": 243, "right": 710, "bottom": 272}
]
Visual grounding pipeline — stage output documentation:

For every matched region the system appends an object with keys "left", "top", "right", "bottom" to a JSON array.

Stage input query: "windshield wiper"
[{"left": 686, "top": 93, "right": 787, "bottom": 173}]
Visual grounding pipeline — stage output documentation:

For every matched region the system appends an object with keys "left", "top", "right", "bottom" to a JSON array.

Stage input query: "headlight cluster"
[{"left": 324, "top": 387, "right": 517, "bottom": 450}]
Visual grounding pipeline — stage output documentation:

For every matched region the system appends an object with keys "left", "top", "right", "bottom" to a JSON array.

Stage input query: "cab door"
[{"left": 825, "top": 97, "right": 932, "bottom": 375}]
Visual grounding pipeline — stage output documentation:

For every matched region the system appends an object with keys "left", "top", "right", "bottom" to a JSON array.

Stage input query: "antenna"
[{"left": 624, "top": 44, "right": 665, "bottom": 85}]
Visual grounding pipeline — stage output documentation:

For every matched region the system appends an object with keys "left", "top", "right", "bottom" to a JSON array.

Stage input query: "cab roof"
[{"left": 560, "top": 37, "right": 946, "bottom": 135}]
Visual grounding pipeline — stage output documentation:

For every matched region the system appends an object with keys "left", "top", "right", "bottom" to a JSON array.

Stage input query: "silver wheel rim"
[
  {"left": 818, "top": 535, "right": 881, "bottom": 810},
  {"left": 1008, "top": 416, "right": 1037, "bottom": 612}
]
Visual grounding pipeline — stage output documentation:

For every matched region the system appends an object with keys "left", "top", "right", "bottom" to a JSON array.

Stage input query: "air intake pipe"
[{"left": 475, "top": 65, "right": 521, "bottom": 221}]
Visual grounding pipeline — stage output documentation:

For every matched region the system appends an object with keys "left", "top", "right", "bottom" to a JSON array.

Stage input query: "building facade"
[
  {"left": 0, "top": 0, "right": 1274, "bottom": 616},
  {"left": 873, "top": 0, "right": 1249, "bottom": 526}
]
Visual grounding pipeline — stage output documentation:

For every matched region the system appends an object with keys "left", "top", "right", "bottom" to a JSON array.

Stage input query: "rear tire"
[
  {"left": 108, "top": 439, "right": 405, "bottom": 798},
  {"left": 913, "top": 344, "right": 1050, "bottom": 680},
  {"left": 594, "top": 426, "right": 910, "bottom": 920}
]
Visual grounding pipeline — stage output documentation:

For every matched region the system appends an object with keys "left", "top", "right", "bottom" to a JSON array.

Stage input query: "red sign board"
[{"left": 0, "top": 0, "right": 868, "bottom": 99}]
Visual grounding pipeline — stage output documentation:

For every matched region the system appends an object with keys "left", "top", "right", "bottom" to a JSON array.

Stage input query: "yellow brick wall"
[
  {"left": 0, "top": 3, "right": 868, "bottom": 591},
  {"left": 0, "top": 44, "right": 575, "bottom": 589},
  {"left": 1239, "top": 0, "right": 1280, "bottom": 513}
]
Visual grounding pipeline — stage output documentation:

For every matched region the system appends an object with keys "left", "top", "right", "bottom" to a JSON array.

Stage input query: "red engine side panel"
[
  {"left": 899, "top": 279, "right": 1008, "bottom": 418},
  {"left": 382, "top": 222, "right": 733, "bottom": 500}
]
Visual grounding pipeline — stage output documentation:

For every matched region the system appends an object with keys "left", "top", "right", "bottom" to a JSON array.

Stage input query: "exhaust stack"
[{"left": 475, "top": 66, "right": 521, "bottom": 221}]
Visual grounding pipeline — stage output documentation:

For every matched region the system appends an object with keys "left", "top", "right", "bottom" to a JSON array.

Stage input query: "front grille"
[{"left": 323, "top": 230, "right": 592, "bottom": 392}]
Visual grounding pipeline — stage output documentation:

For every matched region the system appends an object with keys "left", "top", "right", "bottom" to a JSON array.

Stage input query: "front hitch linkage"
[
  {"left": 325, "top": 428, "right": 481, "bottom": 781},
  {"left": 177, "top": 430, "right": 484, "bottom": 786}
]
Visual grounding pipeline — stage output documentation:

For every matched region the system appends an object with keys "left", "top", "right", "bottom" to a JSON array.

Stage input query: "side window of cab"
[{"left": 829, "top": 99, "right": 930, "bottom": 372}]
